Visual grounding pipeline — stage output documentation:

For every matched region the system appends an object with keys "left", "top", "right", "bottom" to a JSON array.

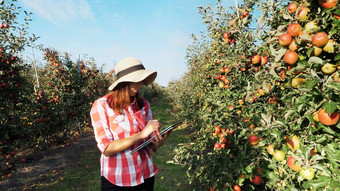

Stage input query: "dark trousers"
[{"left": 101, "top": 176, "right": 155, "bottom": 191}]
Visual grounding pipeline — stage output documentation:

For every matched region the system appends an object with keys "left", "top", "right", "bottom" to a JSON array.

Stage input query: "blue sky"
[{"left": 17, "top": 0, "right": 230, "bottom": 87}]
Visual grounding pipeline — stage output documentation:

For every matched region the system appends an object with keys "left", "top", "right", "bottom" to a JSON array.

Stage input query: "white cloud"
[{"left": 19, "top": 0, "right": 95, "bottom": 25}]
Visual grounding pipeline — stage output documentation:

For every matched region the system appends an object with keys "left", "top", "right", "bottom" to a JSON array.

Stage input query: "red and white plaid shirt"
[{"left": 90, "top": 95, "right": 158, "bottom": 187}]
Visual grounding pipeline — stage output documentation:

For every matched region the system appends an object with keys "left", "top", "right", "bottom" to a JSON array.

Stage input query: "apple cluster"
[{"left": 278, "top": 0, "right": 339, "bottom": 91}]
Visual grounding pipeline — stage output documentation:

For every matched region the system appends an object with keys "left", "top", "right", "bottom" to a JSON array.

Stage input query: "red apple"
[
  {"left": 318, "top": 108, "right": 339, "bottom": 126},
  {"left": 279, "top": 33, "right": 293, "bottom": 46},
  {"left": 318, "top": 0, "right": 338, "bottom": 9},
  {"left": 224, "top": 67, "right": 231, "bottom": 73},
  {"left": 220, "top": 143, "right": 226, "bottom": 149},
  {"left": 251, "top": 54, "right": 261, "bottom": 64},
  {"left": 287, "top": 23, "right": 301, "bottom": 37},
  {"left": 233, "top": 185, "right": 241, "bottom": 191},
  {"left": 312, "top": 32, "right": 328, "bottom": 48},
  {"left": 287, "top": 155, "right": 301, "bottom": 171},
  {"left": 250, "top": 175, "right": 262, "bottom": 185},
  {"left": 214, "top": 73, "right": 220, "bottom": 80},
  {"left": 249, "top": 135, "right": 258, "bottom": 146},
  {"left": 241, "top": 9, "right": 250, "bottom": 19},
  {"left": 284, "top": 51, "right": 299, "bottom": 65},
  {"left": 228, "top": 105, "right": 235, "bottom": 111},
  {"left": 296, "top": 7, "right": 310, "bottom": 21},
  {"left": 214, "top": 126, "right": 221, "bottom": 134},
  {"left": 287, "top": 2, "right": 298, "bottom": 13},
  {"left": 223, "top": 32, "right": 230, "bottom": 39},
  {"left": 261, "top": 56, "right": 268, "bottom": 65},
  {"left": 214, "top": 142, "right": 221, "bottom": 149}
]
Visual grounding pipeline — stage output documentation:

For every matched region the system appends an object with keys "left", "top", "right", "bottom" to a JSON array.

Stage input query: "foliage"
[
  {"left": 0, "top": 0, "right": 112, "bottom": 178},
  {"left": 139, "top": 82, "right": 164, "bottom": 102},
  {"left": 1, "top": 0, "right": 36, "bottom": 166},
  {"left": 167, "top": 0, "right": 340, "bottom": 190}
]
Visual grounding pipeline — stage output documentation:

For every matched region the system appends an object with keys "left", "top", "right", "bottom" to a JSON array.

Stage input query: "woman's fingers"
[
  {"left": 147, "top": 120, "right": 172, "bottom": 149},
  {"left": 163, "top": 131, "right": 169, "bottom": 139},
  {"left": 142, "top": 120, "right": 161, "bottom": 138},
  {"left": 150, "top": 130, "right": 166, "bottom": 146}
]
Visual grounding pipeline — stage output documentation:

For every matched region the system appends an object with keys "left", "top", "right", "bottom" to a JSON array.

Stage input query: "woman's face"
[{"left": 128, "top": 81, "right": 144, "bottom": 97}]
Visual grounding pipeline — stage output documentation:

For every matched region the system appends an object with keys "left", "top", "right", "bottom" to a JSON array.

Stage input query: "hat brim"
[{"left": 108, "top": 70, "right": 157, "bottom": 91}]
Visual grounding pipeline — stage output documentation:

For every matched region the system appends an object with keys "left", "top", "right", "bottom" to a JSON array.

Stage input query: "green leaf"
[
  {"left": 308, "top": 56, "right": 323, "bottom": 65},
  {"left": 297, "top": 103, "right": 305, "bottom": 113},
  {"left": 286, "top": 186, "right": 299, "bottom": 191},
  {"left": 269, "top": 68, "right": 281, "bottom": 79},
  {"left": 322, "top": 126, "right": 336, "bottom": 135},
  {"left": 330, "top": 179, "right": 340, "bottom": 189},
  {"left": 287, "top": 65, "right": 306, "bottom": 75},
  {"left": 305, "top": 79, "right": 317, "bottom": 89},
  {"left": 270, "top": 129, "right": 282, "bottom": 141},
  {"left": 310, "top": 69, "right": 318, "bottom": 78},
  {"left": 245, "top": 165, "right": 253, "bottom": 173},
  {"left": 311, "top": 155, "right": 326, "bottom": 161},
  {"left": 335, "top": 53, "right": 340, "bottom": 61},
  {"left": 335, "top": 9, "right": 340, "bottom": 15},
  {"left": 237, "top": 129, "right": 247, "bottom": 139},
  {"left": 307, "top": 47, "right": 313, "bottom": 57},
  {"left": 302, "top": 176, "right": 330, "bottom": 189},
  {"left": 284, "top": 110, "right": 297, "bottom": 121},
  {"left": 282, "top": 13, "right": 294, "bottom": 20},
  {"left": 325, "top": 143, "right": 340, "bottom": 168},
  {"left": 265, "top": 170, "right": 278, "bottom": 184},
  {"left": 323, "top": 102, "right": 337, "bottom": 114},
  {"left": 275, "top": 48, "right": 286, "bottom": 63},
  {"left": 324, "top": 82, "right": 340, "bottom": 92},
  {"left": 312, "top": 164, "right": 331, "bottom": 177},
  {"left": 257, "top": 15, "right": 264, "bottom": 24},
  {"left": 316, "top": 135, "right": 327, "bottom": 143}
]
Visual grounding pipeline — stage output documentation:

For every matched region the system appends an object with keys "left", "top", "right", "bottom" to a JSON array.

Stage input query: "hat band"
[{"left": 116, "top": 65, "right": 145, "bottom": 79}]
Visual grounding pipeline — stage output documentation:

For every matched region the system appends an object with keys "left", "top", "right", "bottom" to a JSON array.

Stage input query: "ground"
[{"left": 0, "top": 130, "right": 97, "bottom": 191}]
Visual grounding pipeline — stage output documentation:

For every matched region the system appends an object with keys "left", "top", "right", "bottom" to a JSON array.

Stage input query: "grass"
[
  {"left": 152, "top": 127, "right": 193, "bottom": 191},
  {"left": 150, "top": 94, "right": 193, "bottom": 191},
  {"left": 37, "top": 94, "right": 192, "bottom": 191}
]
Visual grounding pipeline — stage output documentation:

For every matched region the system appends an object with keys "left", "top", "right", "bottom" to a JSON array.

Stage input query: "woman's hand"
[
  {"left": 103, "top": 120, "right": 160, "bottom": 156},
  {"left": 141, "top": 120, "right": 160, "bottom": 139},
  {"left": 149, "top": 130, "right": 171, "bottom": 149}
]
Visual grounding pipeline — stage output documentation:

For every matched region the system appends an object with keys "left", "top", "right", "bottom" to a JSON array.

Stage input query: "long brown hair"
[{"left": 106, "top": 82, "right": 144, "bottom": 113}]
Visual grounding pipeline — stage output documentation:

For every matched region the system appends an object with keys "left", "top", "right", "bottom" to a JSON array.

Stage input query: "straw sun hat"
[{"left": 108, "top": 57, "right": 157, "bottom": 91}]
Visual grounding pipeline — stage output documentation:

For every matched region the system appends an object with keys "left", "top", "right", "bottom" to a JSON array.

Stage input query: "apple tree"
[
  {"left": 167, "top": 0, "right": 339, "bottom": 190},
  {"left": 0, "top": 0, "right": 37, "bottom": 163}
]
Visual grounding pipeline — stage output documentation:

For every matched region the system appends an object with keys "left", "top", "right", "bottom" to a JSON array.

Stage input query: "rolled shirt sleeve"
[{"left": 90, "top": 99, "right": 112, "bottom": 153}]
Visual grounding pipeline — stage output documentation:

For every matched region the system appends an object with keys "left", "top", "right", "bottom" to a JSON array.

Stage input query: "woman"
[{"left": 90, "top": 57, "right": 169, "bottom": 191}]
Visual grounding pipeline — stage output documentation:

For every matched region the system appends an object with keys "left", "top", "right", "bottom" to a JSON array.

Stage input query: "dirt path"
[{"left": 0, "top": 130, "right": 97, "bottom": 191}]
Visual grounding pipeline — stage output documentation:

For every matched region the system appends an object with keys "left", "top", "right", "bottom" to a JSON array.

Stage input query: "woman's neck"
[{"left": 130, "top": 96, "right": 136, "bottom": 104}]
